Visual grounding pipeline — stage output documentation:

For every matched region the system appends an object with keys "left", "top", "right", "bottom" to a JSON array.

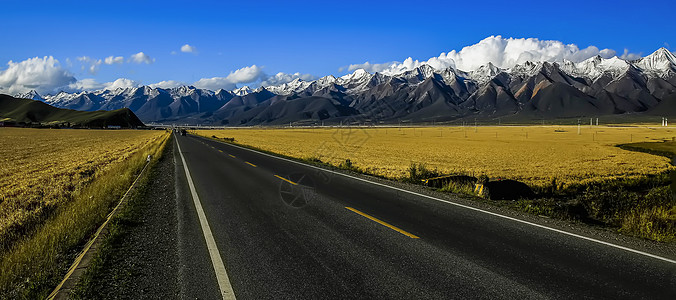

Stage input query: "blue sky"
[{"left": 1, "top": 0, "right": 674, "bottom": 94}]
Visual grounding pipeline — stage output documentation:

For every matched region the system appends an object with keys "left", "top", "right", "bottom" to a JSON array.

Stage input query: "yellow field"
[
  {"left": 196, "top": 126, "right": 676, "bottom": 187},
  {"left": 0, "top": 128, "right": 166, "bottom": 249}
]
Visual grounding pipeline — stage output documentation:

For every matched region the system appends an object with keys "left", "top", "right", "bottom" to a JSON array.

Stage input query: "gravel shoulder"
[{"left": 71, "top": 136, "right": 179, "bottom": 299}]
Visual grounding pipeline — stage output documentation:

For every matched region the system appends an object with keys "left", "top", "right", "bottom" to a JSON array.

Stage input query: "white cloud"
[
  {"left": 193, "top": 65, "right": 265, "bottom": 90},
  {"left": 66, "top": 77, "right": 140, "bottom": 92},
  {"left": 347, "top": 61, "right": 399, "bottom": 73},
  {"left": 148, "top": 80, "right": 186, "bottom": 89},
  {"left": 129, "top": 52, "right": 154, "bottom": 64},
  {"left": 260, "top": 72, "right": 317, "bottom": 86},
  {"left": 77, "top": 56, "right": 102, "bottom": 74},
  {"left": 104, "top": 56, "right": 124, "bottom": 65},
  {"left": 66, "top": 78, "right": 103, "bottom": 91},
  {"left": 0, "top": 56, "right": 76, "bottom": 95},
  {"left": 620, "top": 48, "right": 642, "bottom": 61},
  {"left": 77, "top": 55, "right": 125, "bottom": 74},
  {"left": 181, "top": 44, "right": 197, "bottom": 53},
  {"left": 359, "top": 36, "right": 628, "bottom": 75},
  {"left": 105, "top": 78, "right": 140, "bottom": 90}
]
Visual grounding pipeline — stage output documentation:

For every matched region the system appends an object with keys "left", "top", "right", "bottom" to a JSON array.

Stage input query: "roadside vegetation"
[
  {"left": 195, "top": 126, "right": 676, "bottom": 242},
  {"left": 0, "top": 128, "right": 169, "bottom": 299}
]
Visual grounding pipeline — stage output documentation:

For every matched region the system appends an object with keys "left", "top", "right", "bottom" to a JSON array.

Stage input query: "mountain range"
[{"left": 12, "top": 48, "right": 676, "bottom": 125}]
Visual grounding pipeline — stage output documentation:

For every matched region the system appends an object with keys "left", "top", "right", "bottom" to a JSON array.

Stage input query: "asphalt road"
[{"left": 173, "top": 133, "right": 676, "bottom": 299}]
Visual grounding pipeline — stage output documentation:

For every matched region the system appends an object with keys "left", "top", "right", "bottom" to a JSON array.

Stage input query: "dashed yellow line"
[
  {"left": 245, "top": 161, "right": 257, "bottom": 167},
  {"left": 229, "top": 154, "right": 236, "bottom": 158},
  {"left": 275, "top": 175, "right": 298, "bottom": 185},
  {"left": 345, "top": 207, "right": 419, "bottom": 239}
]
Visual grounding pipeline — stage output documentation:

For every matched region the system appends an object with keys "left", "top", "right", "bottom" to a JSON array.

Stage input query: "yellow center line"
[
  {"left": 218, "top": 150, "right": 223, "bottom": 153},
  {"left": 345, "top": 207, "right": 419, "bottom": 239},
  {"left": 274, "top": 175, "right": 298, "bottom": 185},
  {"left": 229, "top": 154, "right": 236, "bottom": 158},
  {"left": 245, "top": 161, "right": 257, "bottom": 167}
]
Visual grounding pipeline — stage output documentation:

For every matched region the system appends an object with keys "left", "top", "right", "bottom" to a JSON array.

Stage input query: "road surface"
[{"left": 173, "top": 133, "right": 676, "bottom": 299}]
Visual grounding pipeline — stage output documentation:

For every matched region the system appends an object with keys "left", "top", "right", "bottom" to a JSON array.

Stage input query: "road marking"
[
  {"left": 346, "top": 207, "right": 419, "bottom": 239},
  {"left": 203, "top": 136, "right": 676, "bottom": 264},
  {"left": 275, "top": 174, "right": 298, "bottom": 185},
  {"left": 245, "top": 161, "right": 256, "bottom": 167},
  {"left": 219, "top": 150, "right": 223, "bottom": 153},
  {"left": 176, "top": 137, "right": 237, "bottom": 300},
  {"left": 229, "top": 154, "right": 236, "bottom": 158}
]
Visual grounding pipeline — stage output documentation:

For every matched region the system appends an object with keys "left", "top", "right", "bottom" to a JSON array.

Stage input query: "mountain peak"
[
  {"left": 341, "top": 68, "right": 370, "bottom": 81},
  {"left": 15, "top": 90, "right": 44, "bottom": 101},
  {"left": 232, "top": 86, "right": 253, "bottom": 96},
  {"left": 634, "top": 47, "right": 676, "bottom": 74}
]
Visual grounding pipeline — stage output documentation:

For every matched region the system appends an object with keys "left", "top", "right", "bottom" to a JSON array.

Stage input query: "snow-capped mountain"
[
  {"left": 231, "top": 86, "right": 253, "bottom": 96},
  {"left": 12, "top": 47, "right": 676, "bottom": 125},
  {"left": 633, "top": 48, "right": 676, "bottom": 77},
  {"left": 15, "top": 90, "right": 44, "bottom": 101}
]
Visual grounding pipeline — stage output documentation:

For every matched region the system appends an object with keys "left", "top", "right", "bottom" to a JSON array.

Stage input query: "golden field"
[
  {"left": 0, "top": 127, "right": 169, "bottom": 297},
  {"left": 0, "top": 128, "right": 166, "bottom": 250},
  {"left": 196, "top": 125, "right": 676, "bottom": 187}
]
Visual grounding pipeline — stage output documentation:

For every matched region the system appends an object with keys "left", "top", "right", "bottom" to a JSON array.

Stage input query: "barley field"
[
  {"left": 0, "top": 127, "right": 169, "bottom": 297},
  {"left": 0, "top": 128, "right": 165, "bottom": 251},
  {"left": 196, "top": 125, "right": 676, "bottom": 187}
]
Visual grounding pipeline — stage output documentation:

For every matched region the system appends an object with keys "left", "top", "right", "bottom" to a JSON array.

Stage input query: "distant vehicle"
[{"left": 181, "top": 129, "right": 187, "bottom": 136}]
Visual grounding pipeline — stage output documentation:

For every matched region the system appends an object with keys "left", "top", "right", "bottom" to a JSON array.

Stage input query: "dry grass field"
[
  {"left": 196, "top": 125, "right": 676, "bottom": 188},
  {"left": 0, "top": 128, "right": 169, "bottom": 298},
  {"left": 0, "top": 128, "right": 165, "bottom": 249}
]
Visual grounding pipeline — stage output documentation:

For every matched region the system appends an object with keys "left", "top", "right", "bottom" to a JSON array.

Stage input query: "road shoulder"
[{"left": 70, "top": 137, "right": 180, "bottom": 299}]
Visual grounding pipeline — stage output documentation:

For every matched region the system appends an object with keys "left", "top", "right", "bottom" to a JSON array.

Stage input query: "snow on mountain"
[
  {"left": 315, "top": 75, "right": 337, "bottom": 87},
  {"left": 509, "top": 61, "right": 544, "bottom": 77},
  {"left": 338, "top": 68, "right": 372, "bottom": 84},
  {"left": 634, "top": 48, "right": 676, "bottom": 76},
  {"left": 467, "top": 62, "right": 502, "bottom": 83},
  {"left": 15, "top": 90, "right": 44, "bottom": 101},
  {"left": 232, "top": 86, "right": 253, "bottom": 96},
  {"left": 44, "top": 91, "right": 81, "bottom": 105},
  {"left": 335, "top": 68, "right": 374, "bottom": 92},
  {"left": 25, "top": 46, "right": 676, "bottom": 126},
  {"left": 560, "top": 55, "right": 629, "bottom": 80},
  {"left": 265, "top": 78, "right": 312, "bottom": 95}
]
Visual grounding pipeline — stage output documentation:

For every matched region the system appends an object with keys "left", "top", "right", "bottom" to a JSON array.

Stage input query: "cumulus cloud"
[
  {"left": 129, "top": 52, "right": 154, "bottom": 64},
  {"left": 260, "top": 72, "right": 317, "bottom": 86},
  {"left": 193, "top": 65, "right": 265, "bottom": 90},
  {"left": 148, "top": 80, "right": 186, "bottom": 89},
  {"left": 180, "top": 44, "right": 197, "bottom": 53},
  {"left": 77, "top": 55, "right": 126, "bottom": 74},
  {"left": 104, "top": 56, "right": 124, "bottom": 65},
  {"left": 356, "top": 36, "right": 627, "bottom": 75},
  {"left": 0, "top": 56, "right": 76, "bottom": 95},
  {"left": 346, "top": 61, "right": 399, "bottom": 73},
  {"left": 66, "top": 77, "right": 140, "bottom": 92},
  {"left": 620, "top": 48, "right": 642, "bottom": 61}
]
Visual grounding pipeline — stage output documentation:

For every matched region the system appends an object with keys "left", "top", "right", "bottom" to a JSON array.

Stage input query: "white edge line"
[
  {"left": 198, "top": 135, "right": 676, "bottom": 265},
  {"left": 176, "top": 135, "right": 237, "bottom": 299}
]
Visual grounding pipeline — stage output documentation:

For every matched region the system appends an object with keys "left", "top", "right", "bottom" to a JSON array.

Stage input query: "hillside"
[{"left": 0, "top": 94, "right": 144, "bottom": 128}]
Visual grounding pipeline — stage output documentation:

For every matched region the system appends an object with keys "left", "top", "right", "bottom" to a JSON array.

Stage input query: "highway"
[{"left": 173, "top": 133, "right": 676, "bottom": 299}]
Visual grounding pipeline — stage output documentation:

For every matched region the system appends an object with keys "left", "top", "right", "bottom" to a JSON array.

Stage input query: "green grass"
[
  {"left": 0, "top": 94, "right": 144, "bottom": 128},
  {"left": 0, "top": 132, "right": 169, "bottom": 299}
]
